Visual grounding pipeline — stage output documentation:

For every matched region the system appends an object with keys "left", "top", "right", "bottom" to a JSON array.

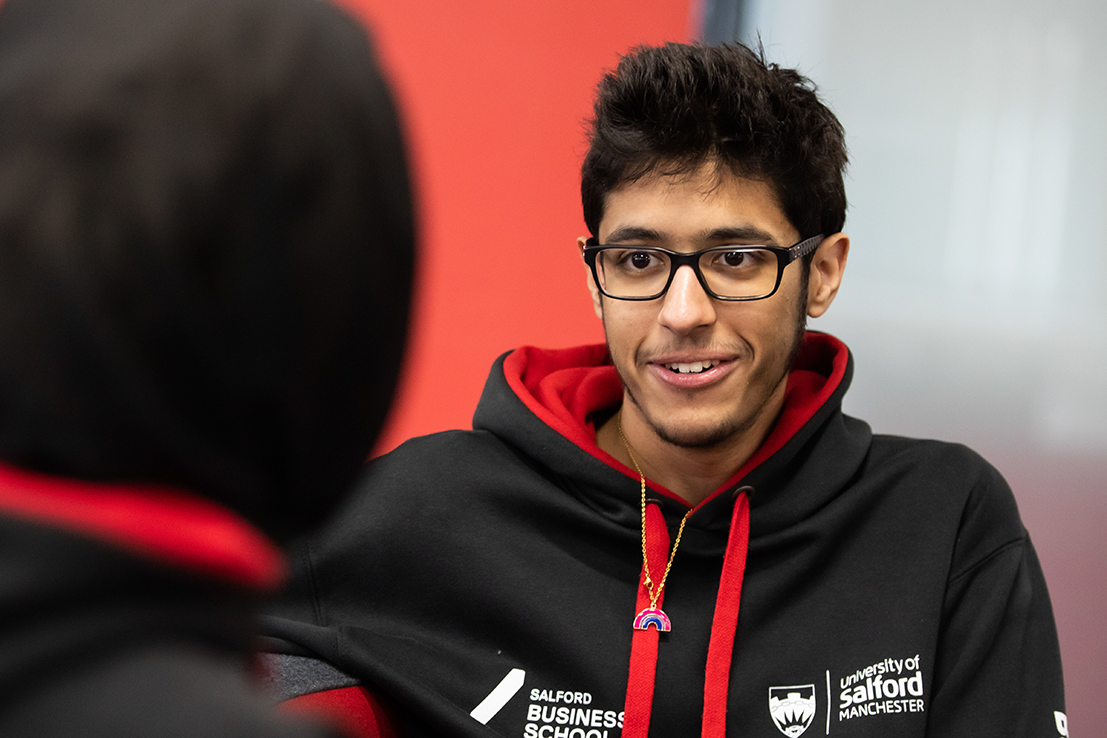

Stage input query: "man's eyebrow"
[
  {"left": 603, "top": 226, "right": 664, "bottom": 243},
  {"left": 701, "top": 226, "right": 780, "bottom": 245},
  {"left": 604, "top": 225, "right": 781, "bottom": 245}
]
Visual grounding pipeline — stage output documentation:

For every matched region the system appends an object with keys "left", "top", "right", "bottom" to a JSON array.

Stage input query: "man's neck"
[{"left": 594, "top": 393, "right": 784, "bottom": 508}]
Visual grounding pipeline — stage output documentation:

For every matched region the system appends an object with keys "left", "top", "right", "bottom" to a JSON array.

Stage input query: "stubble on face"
[{"left": 608, "top": 271, "right": 809, "bottom": 451}]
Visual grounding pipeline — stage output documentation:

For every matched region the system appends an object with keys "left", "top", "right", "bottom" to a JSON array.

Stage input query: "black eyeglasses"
[{"left": 582, "top": 235, "right": 823, "bottom": 301}]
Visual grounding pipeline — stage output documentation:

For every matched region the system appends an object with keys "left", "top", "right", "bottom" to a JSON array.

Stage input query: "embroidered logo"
[{"left": 769, "top": 684, "right": 817, "bottom": 737}]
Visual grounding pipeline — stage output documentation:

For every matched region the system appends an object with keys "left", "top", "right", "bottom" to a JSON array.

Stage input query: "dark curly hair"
[{"left": 581, "top": 42, "right": 848, "bottom": 242}]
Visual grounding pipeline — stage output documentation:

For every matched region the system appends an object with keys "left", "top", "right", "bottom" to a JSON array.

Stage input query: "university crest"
[{"left": 768, "top": 684, "right": 816, "bottom": 737}]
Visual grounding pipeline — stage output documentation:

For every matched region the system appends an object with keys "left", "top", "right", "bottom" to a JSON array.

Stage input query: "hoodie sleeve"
[
  {"left": 259, "top": 539, "right": 400, "bottom": 738},
  {"left": 926, "top": 470, "right": 1067, "bottom": 737}
]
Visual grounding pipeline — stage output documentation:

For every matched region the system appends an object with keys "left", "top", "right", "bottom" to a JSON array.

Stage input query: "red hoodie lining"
[
  {"left": 0, "top": 461, "right": 285, "bottom": 589},
  {"left": 504, "top": 332, "right": 848, "bottom": 506},
  {"left": 504, "top": 344, "right": 687, "bottom": 504}
]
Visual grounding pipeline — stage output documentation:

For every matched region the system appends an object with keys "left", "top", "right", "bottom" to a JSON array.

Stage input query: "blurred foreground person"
[{"left": 0, "top": 0, "right": 413, "bottom": 735}]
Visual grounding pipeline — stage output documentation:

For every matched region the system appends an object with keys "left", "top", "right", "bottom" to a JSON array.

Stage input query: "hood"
[
  {"left": 0, "top": 472, "right": 278, "bottom": 706},
  {"left": 0, "top": 0, "right": 414, "bottom": 542},
  {"left": 477, "top": 330, "right": 855, "bottom": 520},
  {"left": 0, "top": 461, "right": 284, "bottom": 590}
]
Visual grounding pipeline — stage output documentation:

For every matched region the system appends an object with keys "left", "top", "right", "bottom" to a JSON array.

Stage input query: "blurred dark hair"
[
  {"left": 581, "top": 42, "right": 847, "bottom": 242},
  {"left": 0, "top": 0, "right": 415, "bottom": 541}
]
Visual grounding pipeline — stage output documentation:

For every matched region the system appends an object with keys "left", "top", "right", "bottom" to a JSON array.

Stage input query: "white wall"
[{"left": 736, "top": 0, "right": 1107, "bottom": 454}]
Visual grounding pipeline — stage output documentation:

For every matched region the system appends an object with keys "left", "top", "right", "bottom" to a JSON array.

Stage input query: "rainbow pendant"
[{"left": 633, "top": 607, "right": 672, "bottom": 632}]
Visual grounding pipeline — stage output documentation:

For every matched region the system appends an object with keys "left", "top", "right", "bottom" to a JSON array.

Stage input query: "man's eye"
[
  {"left": 611, "top": 249, "right": 662, "bottom": 271},
  {"left": 709, "top": 249, "right": 765, "bottom": 270}
]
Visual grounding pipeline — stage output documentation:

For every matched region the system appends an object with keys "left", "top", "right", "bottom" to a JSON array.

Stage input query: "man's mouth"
[{"left": 666, "top": 361, "right": 717, "bottom": 375}]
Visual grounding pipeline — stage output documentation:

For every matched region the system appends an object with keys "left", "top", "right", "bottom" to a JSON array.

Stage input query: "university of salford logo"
[{"left": 768, "top": 685, "right": 816, "bottom": 737}]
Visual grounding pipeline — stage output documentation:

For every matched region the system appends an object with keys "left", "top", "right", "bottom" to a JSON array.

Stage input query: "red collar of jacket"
[
  {"left": 0, "top": 462, "right": 285, "bottom": 589},
  {"left": 502, "top": 330, "right": 850, "bottom": 506}
]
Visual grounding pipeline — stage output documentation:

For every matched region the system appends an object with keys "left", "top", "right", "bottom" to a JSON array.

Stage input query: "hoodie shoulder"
[
  {"left": 314, "top": 429, "right": 531, "bottom": 542},
  {"left": 866, "top": 435, "right": 1026, "bottom": 565}
]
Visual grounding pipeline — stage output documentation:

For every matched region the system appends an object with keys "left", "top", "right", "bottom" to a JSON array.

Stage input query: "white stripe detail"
[
  {"left": 470, "top": 668, "right": 526, "bottom": 725},
  {"left": 825, "top": 670, "right": 831, "bottom": 734}
]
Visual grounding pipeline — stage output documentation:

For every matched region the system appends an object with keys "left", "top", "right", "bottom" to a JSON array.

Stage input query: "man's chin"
[
  {"left": 647, "top": 415, "right": 747, "bottom": 450},
  {"left": 623, "top": 385, "right": 744, "bottom": 449}
]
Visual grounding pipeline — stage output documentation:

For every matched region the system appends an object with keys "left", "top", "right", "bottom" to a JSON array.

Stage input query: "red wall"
[{"left": 332, "top": 0, "right": 694, "bottom": 452}]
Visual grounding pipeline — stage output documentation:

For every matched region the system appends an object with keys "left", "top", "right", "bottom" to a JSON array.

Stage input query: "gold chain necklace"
[{"left": 618, "top": 418, "right": 693, "bottom": 632}]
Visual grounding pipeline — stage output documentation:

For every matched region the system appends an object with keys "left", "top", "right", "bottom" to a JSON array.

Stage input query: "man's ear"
[
  {"left": 806, "top": 232, "right": 849, "bottom": 318},
  {"left": 579, "top": 236, "right": 604, "bottom": 319}
]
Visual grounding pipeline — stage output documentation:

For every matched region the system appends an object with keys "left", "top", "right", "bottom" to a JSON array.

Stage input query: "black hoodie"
[
  {"left": 265, "top": 333, "right": 1066, "bottom": 738},
  {"left": 0, "top": 0, "right": 414, "bottom": 733}
]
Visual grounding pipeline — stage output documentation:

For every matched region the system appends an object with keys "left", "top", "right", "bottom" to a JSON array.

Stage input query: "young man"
[
  {"left": 0, "top": 0, "right": 413, "bottom": 734},
  {"left": 265, "top": 43, "right": 1066, "bottom": 738}
]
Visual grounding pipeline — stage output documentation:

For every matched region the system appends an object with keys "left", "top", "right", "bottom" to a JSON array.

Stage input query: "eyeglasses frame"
[{"left": 582, "top": 234, "right": 825, "bottom": 301}]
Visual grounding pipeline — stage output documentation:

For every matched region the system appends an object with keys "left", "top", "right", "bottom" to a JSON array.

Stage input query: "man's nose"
[{"left": 657, "top": 265, "right": 716, "bottom": 334}]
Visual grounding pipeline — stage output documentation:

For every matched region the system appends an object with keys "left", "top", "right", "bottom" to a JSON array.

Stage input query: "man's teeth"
[{"left": 667, "top": 361, "right": 716, "bottom": 374}]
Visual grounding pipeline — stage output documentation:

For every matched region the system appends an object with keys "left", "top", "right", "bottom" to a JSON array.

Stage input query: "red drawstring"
[
  {"left": 621, "top": 501, "right": 670, "bottom": 738},
  {"left": 702, "top": 491, "right": 751, "bottom": 738},
  {"left": 620, "top": 491, "right": 751, "bottom": 738}
]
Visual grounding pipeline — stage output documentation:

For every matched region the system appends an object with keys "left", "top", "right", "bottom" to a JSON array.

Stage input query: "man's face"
[{"left": 584, "top": 166, "right": 809, "bottom": 450}]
